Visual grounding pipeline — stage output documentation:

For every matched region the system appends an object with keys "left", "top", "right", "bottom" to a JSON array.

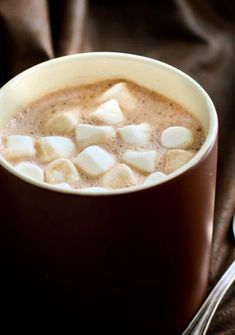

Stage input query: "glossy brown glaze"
[{"left": 0, "top": 136, "right": 217, "bottom": 334}]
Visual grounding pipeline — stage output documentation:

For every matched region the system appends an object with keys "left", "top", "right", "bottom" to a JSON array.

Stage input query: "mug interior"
[{"left": 0, "top": 52, "right": 218, "bottom": 194}]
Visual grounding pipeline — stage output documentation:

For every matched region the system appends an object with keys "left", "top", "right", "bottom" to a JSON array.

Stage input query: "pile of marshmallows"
[{"left": 1, "top": 83, "right": 194, "bottom": 193}]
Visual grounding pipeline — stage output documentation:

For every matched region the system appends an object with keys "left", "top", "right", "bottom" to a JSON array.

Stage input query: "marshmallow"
[
  {"left": 80, "top": 187, "right": 108, "bottom": 193},
  {"left": 45, "top": 158, "right": 79, "bottom": 184},
  {"left": 37, "top": 136, "right": 76, "bottom": 163},
  {"left": 165, "top": 149, "right": 194, "bottom": 173},
  {"left": 92, "top": 99, "right": 125, "bottom": 124},
  {"left": 76, "top": 124, "right": 115, "bottom": 148},
  {"left": 143, "top": 171, "right": 167, "bottom": 185},
  {"left": 161, "top": 126, "right": 193, "bottom": 149},
  {"left": 99, "top": 82, "right": 136, "bottom": 110},
  {"left": 52, "top": 183, "right": 73, "bottom": 190},
  {"left": 46, "top": 111, "right": 78, "bottom": 135},
  {"left": 123, "top": 150, "right": 157, "bottom": 173},
  {"left": 74, "top": 145, "right": 115, "bottom": 176},
  {"left": 0, "top": 136, "right": 3, "bottom": 149},
  {"left": 119, "top": 123, "right": 150, "bottom": 145},
  {"left": 14, "top": 162, "right": 44, "bottom": 182},
  {"left": 103, "top": 163, "right": 136, "bottom": 189},
  {"left": 4, "top": 135, "right": 35, "bottom": 161}
]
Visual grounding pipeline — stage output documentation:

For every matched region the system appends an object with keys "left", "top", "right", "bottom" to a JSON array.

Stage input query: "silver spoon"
[{"left": 182, "top": 213, "right": 235, "bottom": 335}]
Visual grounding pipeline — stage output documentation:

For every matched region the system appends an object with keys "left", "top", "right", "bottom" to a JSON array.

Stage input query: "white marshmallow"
[
  {"left": 37, "top": 136, "right": 76, "bottom": 163},
  {"left": 4, "top": 135, "right": 35, "bottom": 161},
  {"left": 165, "top": 149, "right": 194, "bottom": 173},
  {"left": 143, "top": 171, "right": 167, "bottom": 185},
  {"left": 45, "top": 158, "right": 79, "bottom": 184},
  {"left": 80, "top": 187, "right": 108, "bottom": 193},
  {"left": 74, "top": 145, "right": 115, "bottom": 176},
  {"left": 46, "top": 111, "right": 78, "bottom": 135},
  {"left": 52, "top": 183, "right": 72, "bottom": 190},
  {"left": 99, "top": 82, "right": 136, "bottom": 110},
  {"left": 103, "top": 163, "right": 136, "bottom": 189},
  {"left": 92, "top": 99, "right": 125, "bottom": 124},
  {"left": 14, "top": 162, "right": 44, "bottom": 182},
  {"left": 161, "top": 126, "right": 193, "bottom": 149},
  {"left": 76, "top": 124, "right": 115, "bottom": 148},
  {"left": 0, "top": 137, "right": 3, "bottom": 149},
  {"left": 123, "top": 150, "right": 157, "bottom": 173},
  {"left": 119, "top": 123, "right": 150, "bottom": 145}
]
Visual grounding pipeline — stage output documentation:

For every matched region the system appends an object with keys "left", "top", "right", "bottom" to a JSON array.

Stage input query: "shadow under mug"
[{"left": 0, "top": 53, "right": 218, "bottom": 334}]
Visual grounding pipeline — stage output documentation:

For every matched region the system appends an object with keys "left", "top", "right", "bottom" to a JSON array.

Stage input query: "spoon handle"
[{"left": 182, "top": 260, "right": 235, "bottom": 335}]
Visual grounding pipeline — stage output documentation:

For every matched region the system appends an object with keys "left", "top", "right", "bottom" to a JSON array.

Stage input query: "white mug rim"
[{"left": 0, "top": 52, "right": 218, "bottom": 196}]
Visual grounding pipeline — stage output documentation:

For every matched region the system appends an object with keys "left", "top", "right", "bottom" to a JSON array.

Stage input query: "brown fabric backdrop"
[{"left": 0, "top": 0, "right": 234, "bottom": 333}]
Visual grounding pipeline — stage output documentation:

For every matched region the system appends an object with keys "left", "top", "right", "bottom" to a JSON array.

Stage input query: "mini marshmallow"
[
  {"left": 52, "top": 183, "right": 72, "bottom": 190},
  {"left": 4, "top": 135, "right": 35, "bottom": 161},
  {"left": 119, "top": 123, "right": 150, "bottom": 145},
  {"left": 76, "top": 124, "right": 115, "bottom": 148},
  {"left": 0, "top": 137, "right": 3, "bottom": 149},
  {"left": 92, "top": 99, "right": 125, "bottom": 124},
  {"left": 123, "top": 150, "right": 157, "bottom": 173},
  {"left": 45, "top": 158, "right": 79, "bottom": 184},
  {"left": 99, "top": 82, "right": 136, "bottom": 110},
  {"left": 37, "top": 136, "right": 76, "bottom": 163},
  {"left": 81, "top": 187, "right": 108, "bottom": 193},
  {"left": 103, "top": 163, "right": 136, "bottom": 189},
  {"left": 74, "top": 145, "right": 115, "bottom": 176},
  {"left": 165, "top": 149, "right": 194, "bottom": 173},
  {"left": 161, "top": 126, "right": 193, "bottom": 149},
  {"left": 46, "top": 111, "right": 78, "bottom": 135},
  {"left": 143, "top": 171, "right": 167, "bottom": 185},
  {"left": 14, "top": 162, "right": 44, "bottom": 182}
]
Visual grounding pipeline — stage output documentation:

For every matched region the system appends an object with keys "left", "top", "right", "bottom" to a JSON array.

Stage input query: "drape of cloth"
[{"left": 0, "top": 0, "right": 234, "bottom": 333}]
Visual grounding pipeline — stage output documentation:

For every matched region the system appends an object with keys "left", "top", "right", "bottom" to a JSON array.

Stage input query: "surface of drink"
[{"left": 0, "top": 79, "right": 204, "bottom": 191}]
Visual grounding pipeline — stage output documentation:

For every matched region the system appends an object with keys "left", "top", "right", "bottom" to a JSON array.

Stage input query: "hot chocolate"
[{"left": 0, "top": 79, "right": 204, "bottom": 192}]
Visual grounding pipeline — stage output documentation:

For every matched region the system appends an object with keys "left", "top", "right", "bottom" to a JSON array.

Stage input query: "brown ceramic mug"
[{"left": 0, "top": 53, "right": 218, "bottom": 334}]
